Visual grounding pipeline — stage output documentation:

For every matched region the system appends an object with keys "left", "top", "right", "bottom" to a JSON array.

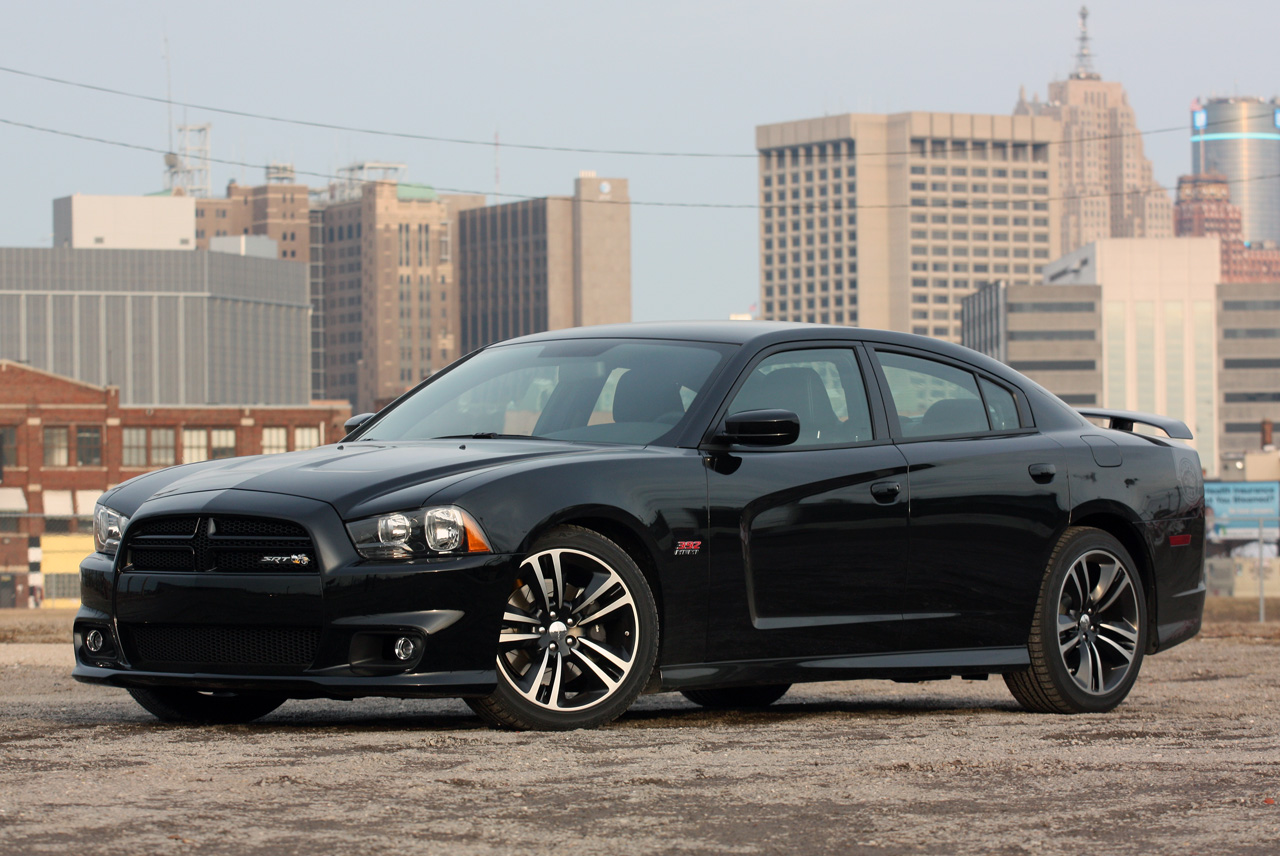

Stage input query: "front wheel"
[
  {"left": 467, "top": 526, "right": 659, "bottom": 731},
  {"left": 128, "top": 687, "right": 287, "bottom": 724},
  {"left": 1005, "top": 527, "right": 1147, "bottom": 714}
]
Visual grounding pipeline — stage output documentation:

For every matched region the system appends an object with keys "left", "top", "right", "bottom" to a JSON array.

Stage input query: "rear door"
[
  {"left": 704, "top": 344, "right": 910, "bottom": 662},
  {"left": 868, "top": 347, "right": 1070, "bottom": 652}
]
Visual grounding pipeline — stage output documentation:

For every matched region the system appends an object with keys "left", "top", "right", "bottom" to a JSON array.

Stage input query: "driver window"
[{"left": 728, "top": 349, "right": 872, "bottom": 446}]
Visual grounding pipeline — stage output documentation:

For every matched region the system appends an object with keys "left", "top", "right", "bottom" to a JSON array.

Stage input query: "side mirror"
[
  {"left": 343, "top": 412, "right": 376, "bottom": 434},
  {"left": 718, "top": 409, "right": 800, "bottom": 447}
]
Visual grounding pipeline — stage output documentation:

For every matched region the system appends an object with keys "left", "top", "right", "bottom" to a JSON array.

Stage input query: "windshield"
[{"left": 360, "top": 338, "right": 736, "bottom": 445}]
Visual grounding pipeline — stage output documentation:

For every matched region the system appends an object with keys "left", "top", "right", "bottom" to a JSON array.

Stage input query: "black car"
[{"left": 75, "top": 322, "right": 1205, "bottom": 730}]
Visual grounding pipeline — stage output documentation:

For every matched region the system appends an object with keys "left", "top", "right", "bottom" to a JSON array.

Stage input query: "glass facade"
[{"left": 1191, "top": 98, "right": 1280, "bottom": 245}]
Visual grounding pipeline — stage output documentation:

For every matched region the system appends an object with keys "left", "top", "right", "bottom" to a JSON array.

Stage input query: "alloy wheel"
[
  {"left": 1055, "top": 548, "right": 1141, "bottom": 696},
  {"left": 496, "top": 547, "right": 640, "bottom": 713}
]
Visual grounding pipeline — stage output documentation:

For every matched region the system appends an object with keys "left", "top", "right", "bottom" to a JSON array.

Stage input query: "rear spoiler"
[{"left": 1075, "top": 408, "right": 1194, "bottom": 440}]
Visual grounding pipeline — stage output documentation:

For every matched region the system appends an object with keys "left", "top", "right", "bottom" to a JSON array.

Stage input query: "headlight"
[
  {"left": 94, "top": 503, "right": 129, "bottom": 556},
  {"left": 346, "top": 506, "right": 491, "bottom": 560}
]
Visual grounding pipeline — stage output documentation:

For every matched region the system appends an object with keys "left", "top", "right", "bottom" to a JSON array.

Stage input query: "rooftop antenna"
[
  {"left": 494, "top": 128, "right": 501, "bottom": 201},
  {"left": 1072, "top": 6, "right": 1100, "bottom": 80},
  {"left": 162, "top": 29, "right": 180, "bottom": 184}
]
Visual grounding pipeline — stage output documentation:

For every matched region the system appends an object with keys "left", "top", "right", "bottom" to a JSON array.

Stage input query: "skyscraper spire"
[{"left": 1072, "top": 6, "right": 1100, "bottom": 80}]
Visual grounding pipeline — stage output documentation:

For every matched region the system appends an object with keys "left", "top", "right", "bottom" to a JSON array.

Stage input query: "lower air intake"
[{"left": 128, "top": 625, "right": 320, "bottom": 668}]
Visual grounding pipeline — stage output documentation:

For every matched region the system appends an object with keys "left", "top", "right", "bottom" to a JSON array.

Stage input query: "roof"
[
  {"left": 396, "top": 184, "right": 439, "bottom": 202},
  {"left": 503, "top": 321, "right": 1022, "bottom": 381}
]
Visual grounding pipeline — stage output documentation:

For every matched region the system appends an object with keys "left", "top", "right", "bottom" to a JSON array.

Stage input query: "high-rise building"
[
  {"left": 315, "top": 166, "right": 486, "bottom": 412},
  {"left": 963, "top": 238, "right": 1226, "bottom": 476},
  {"left": 1190, "top": 96, "right": 1280, "bottom": 246},
  {"left": 458, "top": 174, "right": 631, "bottom": 353},
  {"left": 194, "top": 176, "right": 310, "bottom": 262},
  {"left": 755, "top": 111, "right": 1060, "bottom": 342},
  {"left": 1175, "top": 173, "right": 1280, "bottom": 282},
  {"left": 0, "top": 248, "right": 312, "bottom": 406},
  {"left": 192, "top": 172, "right": 325, "bottom": 399},
  {"left": 1014, "top": 7, "right": 1172, "bottom": 254}
]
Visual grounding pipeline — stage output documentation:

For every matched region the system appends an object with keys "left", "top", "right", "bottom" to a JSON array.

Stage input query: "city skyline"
[{"left": 0, "top": 1, "right": 1276, "bottom": 323}]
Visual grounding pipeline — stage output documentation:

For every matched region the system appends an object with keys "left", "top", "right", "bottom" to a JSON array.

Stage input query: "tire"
[
  {"left": 1005, "top": 527, "right": 1147, "bottom": 714},
  {"left": 681, "top": 684, "right": 791, "bottom": 710},
  {"left": 467, "top": 525, "right": 659, "bottom": 731},
  {"left": 128, "top": 687, "right": 287, "bottom": 724}
]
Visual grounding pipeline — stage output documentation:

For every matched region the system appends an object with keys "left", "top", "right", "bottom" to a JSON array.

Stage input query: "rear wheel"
[
  {"left": 1005, "top": 527, "right": 1146, "bottom": 714},
  {"left": 681, "top": 684, "right": 791, "bottom": 710},
  {"left": 467, "top": 526, "right": 659, "bottom": 731},
  {"left": 128, "top": 687, "right": 287, "bottom": 724}
]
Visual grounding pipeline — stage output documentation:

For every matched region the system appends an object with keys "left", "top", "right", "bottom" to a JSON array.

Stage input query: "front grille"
[
  {"left": 213, "top": 517, "right": 309, "bottom": 538},
  {"left": 127, "top": 624, "right": 320, "bottom": 667},
  {"left": 132, "top": 517, "right": 200, "bottom": 537},
  {"left": 124, "top": 515, "right": 317, "bottom": 573}
]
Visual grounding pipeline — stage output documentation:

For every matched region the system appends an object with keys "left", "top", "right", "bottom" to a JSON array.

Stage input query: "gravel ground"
[{"left": 0, "top": 616, "right": 1278, "bottom": 854}]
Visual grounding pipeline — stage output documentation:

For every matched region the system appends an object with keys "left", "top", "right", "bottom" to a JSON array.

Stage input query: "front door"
[{"left": 705, "top": 346, "right": 910, "bottom": 662}]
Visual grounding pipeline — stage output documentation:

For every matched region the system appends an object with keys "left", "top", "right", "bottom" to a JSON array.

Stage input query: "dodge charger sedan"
[{"left": 74, "top": 322, "right": 1206, "bottom": 730}]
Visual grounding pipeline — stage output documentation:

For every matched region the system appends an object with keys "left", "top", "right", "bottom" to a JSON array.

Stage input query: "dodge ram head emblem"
[{"left": 259, "top": 554, "right": 311, "bottom": 566}]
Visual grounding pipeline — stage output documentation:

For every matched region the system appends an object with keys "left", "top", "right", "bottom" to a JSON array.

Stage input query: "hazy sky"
[{"left": 1, "top": 1, "right": 1274, "bottom": 321}]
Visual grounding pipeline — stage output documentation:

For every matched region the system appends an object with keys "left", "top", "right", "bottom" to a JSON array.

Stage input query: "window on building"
[
  {"left": 151, "top": 429, "right": 175, "bottom": 466},
  {"left": 295, "top": 427, "right": 321, "bottom": 451},
  {"left": 76, "top": 427, "right": 102, "bottom": 467},
  {"left": 183, "top": 429, "right": 209, "bottom": 464},
  {"left": 122, "top": 428, "right": 147, "bottom": 467},
  {"left": 210, "top": 429, "right": 237, "bottom": 460},
  {"left": 43, "top": 427, "right": 69, "bottom": 466},
  {"left": 0, "top": 426, "right": 16, "bottom": 470}
]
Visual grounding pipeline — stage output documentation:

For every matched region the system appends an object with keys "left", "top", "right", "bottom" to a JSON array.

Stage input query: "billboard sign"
[{"left": 1205, "top": 481, "right": 1280, "bottom": 540}]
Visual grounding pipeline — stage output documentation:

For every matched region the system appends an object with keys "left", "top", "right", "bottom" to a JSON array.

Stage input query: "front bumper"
[{"left": 72, "top": 489, "right": 517, "bottom": 699}]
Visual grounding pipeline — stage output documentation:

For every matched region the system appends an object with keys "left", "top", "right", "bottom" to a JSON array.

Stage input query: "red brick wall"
[{"left": 0, "top": 361, "right": 350, "bottom": 527}]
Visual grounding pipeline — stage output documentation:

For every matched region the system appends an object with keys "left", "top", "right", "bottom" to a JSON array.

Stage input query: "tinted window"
[
  {"left": 878, "top": 352, "right": 989, "bottom": 438},
  {"left": 728, "top": 348, "right": 872, "bottom": 446},
  {"left": 979, "top": 378, "right": 1021, "bottom": 430},
  {"left": 363, "top": 339, "right": 734, "bottom": 446}
]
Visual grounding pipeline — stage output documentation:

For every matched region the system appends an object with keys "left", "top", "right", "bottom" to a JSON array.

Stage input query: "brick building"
[
  {"left": 1175, "top": 173, "right": 1280, "bottom": 283},
  {"left": 0, "top": 360, "right": 351, "bottom": 605}
]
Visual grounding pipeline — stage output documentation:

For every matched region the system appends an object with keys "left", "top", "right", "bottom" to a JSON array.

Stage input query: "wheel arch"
[
  {"left": 1070, "top": 503, "right": 1159, "bottom": 653},
  {"left": 521, "top": 506, "right": 667, "bottom": 648}
]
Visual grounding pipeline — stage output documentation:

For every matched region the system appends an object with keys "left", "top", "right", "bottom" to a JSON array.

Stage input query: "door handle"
[
  {"left": 1028, "top": 463, "right": 1057, "bottom": 483},
  {"left": 870, "top": 481, "right": 902, "bottom": 503}
]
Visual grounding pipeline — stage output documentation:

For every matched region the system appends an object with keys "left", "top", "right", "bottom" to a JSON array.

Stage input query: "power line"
[
  {"left": 0, "top": 117, "right": 755, "bottom": 209},
  {"left": 3, "top": 115, "right": 1279, "bottom": 213},
  {"left": 0, "top": 65, "right": 753, "bottom": 159},
  {"left": 0, "top": 63, "right": 1274, "bottom": 163}
]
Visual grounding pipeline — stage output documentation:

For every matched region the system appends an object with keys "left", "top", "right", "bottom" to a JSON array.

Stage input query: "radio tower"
[{"left": 1071, "top": 6, "right": 1100, "bottom": 80}]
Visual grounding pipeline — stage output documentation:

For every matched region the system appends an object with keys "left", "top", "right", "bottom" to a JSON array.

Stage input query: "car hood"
[{"left": 106, "top": 440, "right": 599, "bottom": 519}]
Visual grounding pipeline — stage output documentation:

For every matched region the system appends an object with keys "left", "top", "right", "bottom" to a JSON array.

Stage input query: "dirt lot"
[{"left": 1, "top": 607, "right": 1278, "bottom": 855}]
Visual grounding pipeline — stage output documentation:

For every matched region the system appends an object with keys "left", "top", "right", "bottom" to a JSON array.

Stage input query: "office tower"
[
  {"left": 756, "top": 112, "right": 1060, "bottom": 342},
  {"left": 315, "top": 165, "right": 486, "bottom": 412},
  {"left": 457, "top": 174, "right": 631, "bottom": 353},
  {"left": 1014, "top": 7, "right": 1172, "bottom": 253},
  {"left": 1191, "top": 96, "right": 1280, "bottom": 245},
  {"left": 963, "top": 238, "right": 1225, "bottom": 475}
]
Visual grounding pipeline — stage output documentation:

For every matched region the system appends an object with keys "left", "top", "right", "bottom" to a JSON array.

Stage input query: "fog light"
[
  {"left": 393, "top": 636, "right": 417, "bottom": 661},
  {"left": 85, "top": 629, "right": 105, "bottom": 654}
]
